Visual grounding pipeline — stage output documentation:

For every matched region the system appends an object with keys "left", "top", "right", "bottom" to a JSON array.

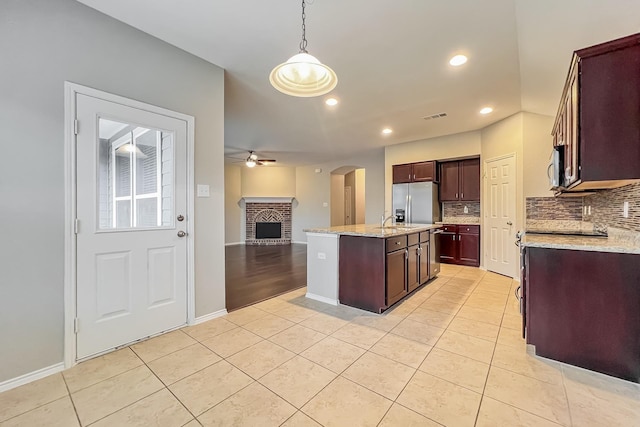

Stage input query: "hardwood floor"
[{"left": 225, "top": 243, "right": 307, "bottom": 311}]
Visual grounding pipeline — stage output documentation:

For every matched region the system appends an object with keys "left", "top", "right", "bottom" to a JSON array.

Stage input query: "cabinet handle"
[
  {"left": 461, "top": 192, "right": 464, "bottom": 198},
  {"left": 405, "top": 249, "right": 409, "bottom": 259},
  {"left": 455, "top": 193, "right": 458, "bottom": 198},
  {"left": 413, "top": 174, "right": 415, "bottom": 180},
  {"left": 452, "top": 235, "right": 455, "bottom": 241}
]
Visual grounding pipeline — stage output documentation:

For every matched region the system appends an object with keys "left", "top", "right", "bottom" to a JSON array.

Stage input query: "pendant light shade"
[
  {"left": 270, "top": 53, "right": 337, "bottom": 97},
  {"left": 270, "top": 0, "right": 337, "bottom": 97}
]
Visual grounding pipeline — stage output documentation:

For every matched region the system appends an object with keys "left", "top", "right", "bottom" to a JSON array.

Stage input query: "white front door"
[
  {"left": 485, "top": 154, "right": 516, "bottom": 278},
  {"left": 75, "top": 93, "right": 188, "bottom": 359}
]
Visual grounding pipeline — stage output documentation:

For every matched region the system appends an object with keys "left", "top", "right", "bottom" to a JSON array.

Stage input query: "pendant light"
[{"left": 270, "top": 0, "right": 337, "bottom": 97}]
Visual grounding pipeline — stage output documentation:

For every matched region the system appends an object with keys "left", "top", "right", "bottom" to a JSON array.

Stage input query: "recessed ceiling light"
[
  {"left": 382, "top": 128, "right": 393, "bottom": 135},
  {"left": 449, "top": 55, "right": 468, "bottom": 66},
  {"left": 480, "top": 107, "right": 493, "bottom": 115},
  {"left": 325, "top": 98, "right": 338, "bottom": 106}
]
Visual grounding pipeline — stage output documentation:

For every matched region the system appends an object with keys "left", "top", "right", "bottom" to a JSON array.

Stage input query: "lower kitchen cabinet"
[
  {"left": 438, "top": 224, "right": 480, "bottom": 267},
  {"left": 339, "top": 232, "right": 436, "bottom": 313},
  {"left": 386, "top": 245, "right": 408, "bottom": 306},
  {"left": 407, "top": 234, "right": 420, "bottom": 293},
  {"left": 523, "top": 246, "right": 640, "bottom": 383}
]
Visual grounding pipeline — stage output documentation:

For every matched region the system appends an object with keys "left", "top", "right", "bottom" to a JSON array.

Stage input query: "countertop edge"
[
  {"left": 521, "top": 236, "right": 640, "bottom": 255},
  {"left": 304, "top": 224, "right": 443, "bottom": 238}
]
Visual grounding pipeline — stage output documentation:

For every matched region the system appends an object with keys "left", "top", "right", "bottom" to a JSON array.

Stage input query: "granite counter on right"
[{"left": 521, "top": 231, "right": 640, "bottom": 254}]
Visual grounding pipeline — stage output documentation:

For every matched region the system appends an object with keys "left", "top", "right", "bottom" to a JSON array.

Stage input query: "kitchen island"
[{"left": 304, "top": 224, "right": 442, "bottom": 313}]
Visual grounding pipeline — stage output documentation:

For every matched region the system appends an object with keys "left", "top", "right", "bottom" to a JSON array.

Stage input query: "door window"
[{"left": 98, "top": 118, "right": 174, "bottom": 230}]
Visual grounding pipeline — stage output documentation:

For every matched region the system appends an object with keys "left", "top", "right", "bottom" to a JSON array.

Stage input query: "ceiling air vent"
[{"left": 422, "top": 112, "right": 448, "bottom": 120}]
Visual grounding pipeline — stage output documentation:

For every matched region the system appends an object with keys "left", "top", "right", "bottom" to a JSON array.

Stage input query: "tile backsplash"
[
  {"left": 526, "top": 182, "right": 640, "bottom": 233},
  {"left": 443, "top": 201, "right": 480, "bottom": 219},
  {"left": 585, "top": 182, "right": 640, "bottom": 232},
  {"left": 525, "top": 198, "right": 583, "bottom": 221}
]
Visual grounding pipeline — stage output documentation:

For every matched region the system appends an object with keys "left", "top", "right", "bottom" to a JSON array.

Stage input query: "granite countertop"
[
  {"left": 437, "top": 218, "right": 481, "bottom": 226},
  {"left": 521, "top": 233, "right": 640, "bottom": 254},
  {"left": 304, "top": 223, "right": 442, "bottom": 238}
]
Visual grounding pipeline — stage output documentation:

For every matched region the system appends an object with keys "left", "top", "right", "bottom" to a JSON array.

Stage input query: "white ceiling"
[{"left": 77, "top": 0, "right": 640, "bottom": 166}]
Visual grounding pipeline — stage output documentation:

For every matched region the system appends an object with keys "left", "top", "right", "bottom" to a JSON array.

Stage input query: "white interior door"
[
  {"left": 75, "top": 93, "right": 188, "bottom": 359},
  {"left": 485, "top": 154, "right": 516, "bottom": 277},
  {"left": 344, "top": 186, "right": 353, "bottom": 225}
]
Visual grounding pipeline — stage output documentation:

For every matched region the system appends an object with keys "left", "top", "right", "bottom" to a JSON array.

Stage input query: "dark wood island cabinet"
[{"left": 339, "top": 229, "right": 438, "bottom": 313}]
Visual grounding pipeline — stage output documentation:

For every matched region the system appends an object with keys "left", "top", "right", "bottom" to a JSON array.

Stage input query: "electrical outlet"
[
  {"left": 583, "top": 206, "right": 587, "bottom": 215},
  {"left": 588, "top": 205, "right": 591, "bottom": 215},
  {"left": 623, "top": 201, "right": 629, "bottom": 218},
  {"left": 463, "top": 205, "right": 469, "bottom": 214}
]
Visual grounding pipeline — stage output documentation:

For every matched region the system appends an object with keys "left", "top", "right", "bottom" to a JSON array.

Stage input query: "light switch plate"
[{"left": 197, "top": 184, "right": 210, "bottom": 197}]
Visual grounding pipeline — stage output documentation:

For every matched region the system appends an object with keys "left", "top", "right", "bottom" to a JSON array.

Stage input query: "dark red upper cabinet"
[
  {"left": 392, "top": 161, "right": 437, "bottom": 184},
  {"left": 460, "top": 158, "right": 480, "bottom": 201},
  {"left": 439, "top": 159, "right": 479, "bottom": 201},
  {"left": 392, "top": 164, "right": 413, "bottom": 184},
  {"left": 553, "top": 33, "right": 640, "bottom": 192},
  {"left": 439, "top": 162, "right": 460, "bottom": 201},
  {"left": 412, "top": 161, "right": 436, "bottom": 182}
]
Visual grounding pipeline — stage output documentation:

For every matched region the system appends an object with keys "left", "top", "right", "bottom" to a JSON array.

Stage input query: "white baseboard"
[
  {"left": 192, "top": 309, "right": 228, "bottom": 325},
  {"left": 0, "top": 362, "right": 65, "bottom": 393},
  {"left": 225, "top": 242, "right": 244, "bottom": 246},
  {"left": 305, "top": 292, "right": 338, "bottom": 306},
  {"left": 292, "top": 241, "right": 308, "bottom": 245}
]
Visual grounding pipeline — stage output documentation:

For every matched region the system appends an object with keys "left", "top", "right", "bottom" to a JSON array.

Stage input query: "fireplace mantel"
[{"left": 241, "top": 197, "right": 295, "bottom": 204}]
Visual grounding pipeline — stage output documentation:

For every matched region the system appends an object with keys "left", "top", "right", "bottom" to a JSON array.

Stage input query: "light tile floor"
[{"left": 2, "top": 265, "right": 639, "bottom": 426}]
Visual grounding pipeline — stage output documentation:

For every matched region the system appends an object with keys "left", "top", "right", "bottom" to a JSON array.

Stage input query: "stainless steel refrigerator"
[{"left": 392, "top": 182, "right": 441, "bottom": 224}]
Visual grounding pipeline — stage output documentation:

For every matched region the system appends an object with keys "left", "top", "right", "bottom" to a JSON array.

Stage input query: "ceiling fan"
[{"left": 227, "top": 150, "right": 277, "bottom": 167}]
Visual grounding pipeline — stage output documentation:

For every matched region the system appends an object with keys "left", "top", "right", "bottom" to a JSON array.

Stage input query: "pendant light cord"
[{"left": 299, "top": 0, "right": 308, "bottom": 53}]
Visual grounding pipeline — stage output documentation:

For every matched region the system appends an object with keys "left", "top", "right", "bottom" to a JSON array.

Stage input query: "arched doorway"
[{"left": 330, "top": 166, "right": 366, "bottom": 226}]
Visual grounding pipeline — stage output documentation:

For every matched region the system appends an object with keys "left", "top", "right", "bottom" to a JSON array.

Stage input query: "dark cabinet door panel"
[
  {"left": 439, "top": 230, "right": 458, "bottom": 262},
  {"left": 386, "top": 249, "right": 408, "bottom": 306},
  {"left": 412, "top": 161, "right": 436, "bottom": 182},
  {"left": 407, "top": 246, "right": 420, "bottom": 292},
  {"left": 392, "top": 164, "right": 412, "bottom": 184},
  {"left": 419, "top": 243, "right": 430, "bottom": 284},
  {"left": 458, "top": 233, "right": 480, "bottom": 266},
  {"left": 439, "top": 162, "right": 460, "bottom": 201},
  {"left": 460, "top": 158, "right": 480, "bottom": 201},
  {"left": 527, "top": 247, "right": 640, "bottom": 383}
]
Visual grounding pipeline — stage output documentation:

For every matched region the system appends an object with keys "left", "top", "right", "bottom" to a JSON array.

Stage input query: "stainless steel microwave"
[{"left": 547, "top": 146, "right": 564, "bottom": 191}]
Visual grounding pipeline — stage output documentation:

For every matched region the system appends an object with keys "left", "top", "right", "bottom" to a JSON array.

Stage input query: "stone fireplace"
[{"left": 243, "top": 197, "right": 293, "bottom": 245}]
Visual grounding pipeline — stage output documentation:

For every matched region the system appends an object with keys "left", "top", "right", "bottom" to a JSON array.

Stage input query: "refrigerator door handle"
[
  {"left": 405, "top": 195, "right": 409, "bottom": 224},
  {"left": 407, "top": 195, "right": 412, "bottom": 223}
]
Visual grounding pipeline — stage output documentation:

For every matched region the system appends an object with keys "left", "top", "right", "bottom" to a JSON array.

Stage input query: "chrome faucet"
[{"left": 381, "top": 214, "right": 395, "bottom": 228}]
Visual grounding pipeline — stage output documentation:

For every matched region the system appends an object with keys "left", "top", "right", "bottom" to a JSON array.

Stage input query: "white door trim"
[
  {"left": 63, "top": 82, "right": 196, "bottom": 369},
  {"left": 482, "top": 151, "right": 517, "bottom": 278}
]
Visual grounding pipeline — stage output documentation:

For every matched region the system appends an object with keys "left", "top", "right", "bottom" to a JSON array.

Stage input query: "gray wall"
[{"left": 0, "top": 0, "right": 226, "bottom": 382}]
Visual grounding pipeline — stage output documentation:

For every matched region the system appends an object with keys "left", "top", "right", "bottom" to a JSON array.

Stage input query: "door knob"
[
  {"left": 177, "top": 231, "right": 186, "bottom": 237},
  {"left": 177, "top": 215, "right": 184, "bottom": 222},
  {"left": 507, "top": 221, "right": 513, "bottom": 226}
]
